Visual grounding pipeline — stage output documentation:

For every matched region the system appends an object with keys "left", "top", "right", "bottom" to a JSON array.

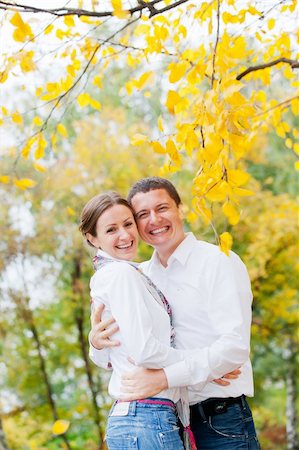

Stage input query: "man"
[{"left": 90, "top": 177, "right": 260, "bottom": 449}]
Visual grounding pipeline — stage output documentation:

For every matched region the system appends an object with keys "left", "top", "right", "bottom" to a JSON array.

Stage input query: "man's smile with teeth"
[{"left": 150, "top": 226, "right": 169, "bottom": 235}]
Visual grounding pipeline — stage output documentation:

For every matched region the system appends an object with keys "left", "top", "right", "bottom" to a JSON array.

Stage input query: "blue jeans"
[
  {"left": 106, "top": 398, "right": 184, "bottom": 449},
  {"left": 190, "top": 396, "right": 261, "bottom": 449}
]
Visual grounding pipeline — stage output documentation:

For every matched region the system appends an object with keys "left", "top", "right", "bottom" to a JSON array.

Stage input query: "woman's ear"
[{"left": 86, "top": 233, "right": 99, "bottom": 248}]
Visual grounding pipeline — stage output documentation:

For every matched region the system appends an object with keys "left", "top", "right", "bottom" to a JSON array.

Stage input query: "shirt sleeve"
[
  {"left": 164, "top": 251, "right": 252, "bottom": 388},
  {"left": 88, "top": 333, "right": 112, "bottom": 370},
  {"left": 92, "top": 263, "right": 191, "bottom": 369}
]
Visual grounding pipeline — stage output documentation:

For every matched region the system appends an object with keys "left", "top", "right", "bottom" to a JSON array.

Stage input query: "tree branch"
[
  {"left": 0, "top": 0, "right": 190, "bottom": 18},
  {"left": 236, "top": 58, "right": 299, "bottom": 80},
  {"left": 211, "top": 0, "right": 220, "bottom": 87}
]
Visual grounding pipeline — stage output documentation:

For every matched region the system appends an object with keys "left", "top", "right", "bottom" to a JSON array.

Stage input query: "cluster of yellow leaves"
[
  {"left": 10, "top": 12, "right": 34, "bottom": 42},
  {"left": 1, "top": 1, "right": 298, "bottom": 255}
]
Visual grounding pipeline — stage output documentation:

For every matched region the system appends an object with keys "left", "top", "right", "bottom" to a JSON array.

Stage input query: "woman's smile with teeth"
[{"left": 116, "top": 242, "right": 133, "bottom": 249}]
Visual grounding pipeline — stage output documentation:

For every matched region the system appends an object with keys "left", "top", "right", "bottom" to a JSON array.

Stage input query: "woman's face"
[{"left": 88, "top": 204, "right": 138, "bottom": 261}]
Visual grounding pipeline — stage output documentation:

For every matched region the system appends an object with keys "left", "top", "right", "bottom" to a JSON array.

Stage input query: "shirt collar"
[
  {"left": 150, "top": 232, "right": 197, "bottom": 267},
  {"left": 95, "top": 249, "right": 139, "bottom": 266}
]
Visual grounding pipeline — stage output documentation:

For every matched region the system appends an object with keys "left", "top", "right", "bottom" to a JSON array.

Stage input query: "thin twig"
[{"left": 211, "top": 0, "right": 220, "bottom": 88}]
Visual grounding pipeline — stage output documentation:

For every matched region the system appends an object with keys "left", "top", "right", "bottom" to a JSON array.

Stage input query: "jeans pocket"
[
  {"left": 106, "top": 435, "right": 138, "bottom": 449},
  {"left": 158, "top": 428, "right": 184, "bottom": 449},
  {"left": 208, "top": 405, "right": 245, "bottom": 439}
]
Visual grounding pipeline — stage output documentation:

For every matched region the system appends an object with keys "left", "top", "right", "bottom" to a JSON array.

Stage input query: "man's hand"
[
  {"left": 120, "top": 368, "right": 168, "bottom": 401},
  {"left": 213, "top": 368, "right": 241, "bottom": 386},
  {"left": 89, "top": 303, "right": 120, "bottom": 350}
]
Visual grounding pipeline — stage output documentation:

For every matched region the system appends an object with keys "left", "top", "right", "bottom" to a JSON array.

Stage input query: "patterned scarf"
[{"left": 92, "top": 253, "right": 175, "bottom": 346}]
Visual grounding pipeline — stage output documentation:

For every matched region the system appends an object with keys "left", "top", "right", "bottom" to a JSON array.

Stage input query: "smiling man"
[{"left": 89, "top": 177, "right": 260, "bottom": 449}]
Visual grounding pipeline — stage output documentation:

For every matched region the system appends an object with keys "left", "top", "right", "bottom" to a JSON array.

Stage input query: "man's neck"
[{"left": 155, "top": 234, "right": 186, "bottom": 268}]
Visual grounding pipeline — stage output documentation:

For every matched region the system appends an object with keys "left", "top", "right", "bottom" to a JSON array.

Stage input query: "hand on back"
[{"left": 89, "top": 303, "right": 120, "bottom": 349}]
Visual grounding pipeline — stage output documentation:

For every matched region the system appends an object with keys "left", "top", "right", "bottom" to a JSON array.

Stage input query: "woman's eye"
[
  {"left": 106, "top": 228, "right": 115, "bottom": 233},
  {"left": 125, "top": 222, "right": 133, "bottom": 227}
]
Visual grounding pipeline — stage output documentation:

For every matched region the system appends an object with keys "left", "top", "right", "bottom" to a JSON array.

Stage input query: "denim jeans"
[
  {"left": 190, "top": 396, "right": 261, "bottom": 449},
  {"left": 106, "top": 398, "right": 184, "bottom": 449}
]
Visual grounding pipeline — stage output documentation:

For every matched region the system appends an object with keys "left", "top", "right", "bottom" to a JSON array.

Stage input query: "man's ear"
[
  {"left": 178, "top": 204, "right": 184, "bottom": 220},
  {"left": 86, "top": 233, "right": 99, "bottom": 248}
]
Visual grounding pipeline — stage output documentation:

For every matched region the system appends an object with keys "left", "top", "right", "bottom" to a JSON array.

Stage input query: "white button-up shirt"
[
  {"left": 90, "top": 234, "right": 254, "bottom": 403},
  {"left": 141, "top": 233, "right": 254, "bottom": 403}
]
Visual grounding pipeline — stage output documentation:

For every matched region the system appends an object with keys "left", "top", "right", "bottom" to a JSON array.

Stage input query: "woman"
[{"left": 79, "top": 192, "right": 196, "bottom": 450}]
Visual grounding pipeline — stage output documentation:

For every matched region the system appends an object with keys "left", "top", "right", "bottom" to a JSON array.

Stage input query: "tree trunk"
[
  {"left": 18, "top": 298, "right": 72, "bottom": 450},
  {"left": 0, "top": 417, "right": 10, "bottom": 450},
  {"left": 72, "top": 254, "right": 105, "bottom": 449},
  {"left": 286, "top": 340, "right": 298, "bottom": 450}
]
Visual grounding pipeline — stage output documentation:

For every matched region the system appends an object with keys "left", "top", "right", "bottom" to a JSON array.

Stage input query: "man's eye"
[
  {"left": 137, "top": 212, "right": 148, "bottom": 219},
  {"left": 158, "top": 206, "right": 167, "bottom": 212}
]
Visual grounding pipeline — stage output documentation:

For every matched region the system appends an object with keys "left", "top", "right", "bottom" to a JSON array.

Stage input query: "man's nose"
[{"left": 149, "top": 211, "right": 161, "bottom": 223}]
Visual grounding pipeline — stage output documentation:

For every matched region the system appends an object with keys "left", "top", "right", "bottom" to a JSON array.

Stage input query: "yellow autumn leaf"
[
  {"left": 44, "top": 24, "right": 54, "bottom": 35},
  {"left": 222, "top": 202, "right": 240, "bottom": 225},
  {"left": 0, "top": 70, "right": 8, "bottom": 83},
  {"left": 293, "top": 143, "right": 299, "bottom": 155},
  {"left": 135, "top": 71, "right": 154, "bottom": 90},
  {"left": 11, "top": 112, "right": 23, "bottom": 125},
  {"left": 111, "top": 0, "right": 129, "bottom": 19},
  {"left": 10, "top": 12, "right": 24, "bottom": 28},
  {"left": 51, "top": 133, "right": 57, "bottom": 152},
  {"left": 151, "top": 141, "right": 166, "bottom": 154},
  {"left": 64, "top": 16, "right": 75, "bottom": 27},
  {"left": 93, "top": 75, "right": 102, "bottom": 88},
  {"left": 77, "top": 92, "right": 91, "bottom": 107},
  {"left": 134, "top": 24, "right": 151, "bottom": 37},
  {"left": 131, "top": 134, "right": 149, "bottom": 146},
  {"left": 219, "top": 232, "right": 232, "bottom": 256},
  {"left": 57, "top": 123, "right": 68, "bottom": 137},
  {"left": 166, "top": 90, "right": 181, "bottom": 114},
  {"left": 35, "top": 133, "right": 47, "bottom": 159},
  {"left": 168, "top": 61, "right": 189, "bottom": 83},
  {"left": 33, "top": 162, "right": 47, "bottom": 172},
  {"left": 52, "top": 420, "right": 70, "bottom": 435},
  {"left": 206, "top": 181, "right": 228, "bottom": 202},
  {"left": 14, "top": 178, "right": 37, "bottom": 190},
  {"left": 268, "top": 18, "right": 275, "bottom": 30},
  {"left": 294, "top": 161, "right": 299, "bottom": 170},
  {"left": 20, "top": 51, "right": 35, "bottom": 72},
  {"left": 232, "top": 187, "right": 254, "bottom": 197},
  {"left": 186, "top": 211, "right": 198, "bottom": 224},
  {"left": 90, "top": 98, "right": 101, "bottom": 111},
  {"left": 227, "top": 169, "right": 250, "bottom": 186},
  {"left": 0, "top": 176, "right": 10, "bottom": 184},
  {"left": 157, "top": 116, "right": 164, "bottom": 132},
  {"left": 285, "top": 138, "right": 293, "bottom": 149},
  {"left": 32, "top": 116, "right": 43, "bottom": 126},
  {"left": 67, "top": 207, "right": 76, "bottom": 216}
]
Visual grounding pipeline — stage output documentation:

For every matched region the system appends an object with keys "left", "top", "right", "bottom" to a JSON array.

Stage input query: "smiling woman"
[{"left": 79, "top": 191, "right": 193, "bottom": 450}]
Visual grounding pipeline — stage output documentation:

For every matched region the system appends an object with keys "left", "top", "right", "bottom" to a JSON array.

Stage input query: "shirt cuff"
[
  {"left": 89, "top": 344, "right": 112, "bottom": 370},
  {"left": 164, "top": 361, "right": 190, "bottom": 388}
]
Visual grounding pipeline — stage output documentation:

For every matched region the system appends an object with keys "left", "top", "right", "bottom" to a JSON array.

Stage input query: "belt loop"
[
  {"left": 130, "top": 400, "right": 137, "bottom": 415},
  {"left": 198, "top": 403, "right": 207, "bottom": 423},
  {"left": 241, "top": 395, "right": 246, "bottom": 410}
]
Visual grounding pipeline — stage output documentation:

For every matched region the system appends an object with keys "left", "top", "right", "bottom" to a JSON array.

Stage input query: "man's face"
[{"left": 130, "top": 189, "right": 185, "bottom": 251}]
